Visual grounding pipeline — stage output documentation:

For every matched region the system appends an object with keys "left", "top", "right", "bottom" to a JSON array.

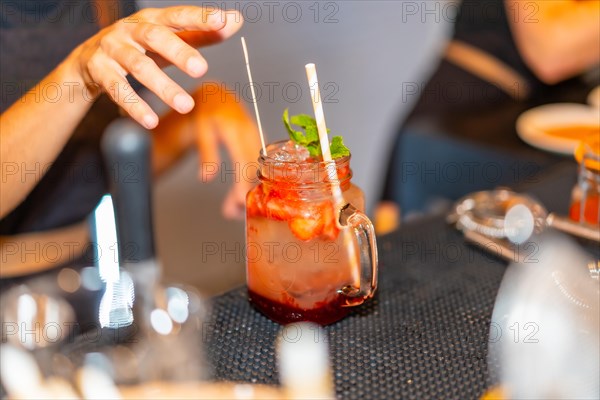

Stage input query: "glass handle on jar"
[{"left": 338, "top": 203, "right": 379, "bottom": 304}]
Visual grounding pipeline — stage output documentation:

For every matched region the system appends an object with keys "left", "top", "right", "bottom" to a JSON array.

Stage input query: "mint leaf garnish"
[
  {"left": 283, "top": 109, "right": 349, "bottom": 159},
  {"left": 306, "top": 142, "right": 321, "bottom": 157},
  {"left": 330, "top": 136, "right": 350, "bottom": 158},
  {"left": 283, "top": 108, "right": 307, "bottom": 145},
  {"left": 290, "top": 114, "right": 317, "bottom": 129},
  {"left": 304, "top": 125, "right": 319, "bottom": 144}
]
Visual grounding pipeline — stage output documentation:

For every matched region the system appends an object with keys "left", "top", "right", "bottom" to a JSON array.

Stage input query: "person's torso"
[{"left": 452, "top": 0, "right": 547, "bottom": 95}]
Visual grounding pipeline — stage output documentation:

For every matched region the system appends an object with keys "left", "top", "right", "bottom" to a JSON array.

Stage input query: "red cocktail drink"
[{"left": 246, "top": 140, "right": 377, "bottom": 325}]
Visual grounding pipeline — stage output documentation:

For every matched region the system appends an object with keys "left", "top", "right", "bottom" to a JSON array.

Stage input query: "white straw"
[
  {"left": 241, "top": 37, "right": 267, "bottom": 155},
  {"left": 305, "top": 63, "right": 343, "bottom": 203},
  {"left": 305, "top": 63, "right": 360, "bottom": 288}
]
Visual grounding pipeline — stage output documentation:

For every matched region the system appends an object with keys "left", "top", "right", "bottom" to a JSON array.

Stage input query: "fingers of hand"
[
  {"left": 175, "top": 10, "right": 244, "bottom": 48},
  {"left": 133, "top": 7, "right": 242, "bottom": 52},
  {"left": 210, "top": 9, "right": 244, "bottom": 39},
  {"left": 111, "top": 43, "right": 194, "bottom": 114},
  {"left": 79, "top": 6, "right": 241, "bottom": 129},
  {"left": 133, "top": 22, "right": 207, "bottom": 78},
  {"left": 156, "top": 6, "right": 227, "bottom": 31},
  {"left": 87, "top": 53, "right": 157, "bottom": 129}
]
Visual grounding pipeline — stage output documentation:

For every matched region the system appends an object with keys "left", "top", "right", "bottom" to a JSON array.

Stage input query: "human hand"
[
  {"left": 192, "top": 83, "right": 262, "bottom": 219},
  {"left": 70, "top": 6, "right": 243, "bottom": 129}
]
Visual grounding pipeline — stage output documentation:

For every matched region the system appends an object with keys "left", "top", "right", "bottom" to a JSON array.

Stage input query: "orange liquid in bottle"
[{"left": 569, "top": 195, "right": 600, "bottom": 225}]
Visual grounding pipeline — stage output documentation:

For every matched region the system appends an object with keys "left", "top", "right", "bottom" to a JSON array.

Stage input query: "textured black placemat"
[{"left": 205, "top": 216, "right": 507, "bottom": 400}]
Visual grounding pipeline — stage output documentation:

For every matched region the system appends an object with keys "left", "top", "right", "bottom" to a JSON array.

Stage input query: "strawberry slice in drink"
[
  {"left": 287, "top": 201, "right": 341, "bottom": 241},
  {"left": 264, "top": 190, "right": 296, "bottom": 221},
  {"left": 320, "top": 201, "right": 340, "bottom": 241},
  {"left": 289, "top": 215, "right": 324, "bottom": 241}
]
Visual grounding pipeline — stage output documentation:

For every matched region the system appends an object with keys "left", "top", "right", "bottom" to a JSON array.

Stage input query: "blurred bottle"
[
  {"left": 569, "top": 136, "right": 600, "bottom": 225},
  {"left": 277, "top": 322, "right": 335, "bottom": 399},
  {"left": 95, "top": 119, "right": 208, "bottom": 384}
]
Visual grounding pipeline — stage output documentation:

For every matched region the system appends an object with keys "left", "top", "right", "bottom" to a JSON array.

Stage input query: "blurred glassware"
[
  {"left": 0, "top": 344, "right": 79, "bottom": 399},
  {"left": 448, "top": 189, "right": 600, "bottom": 259},
  {"left": 448, "top": 189, "right": 548, "bottom": 242},
  {"left": 488, "top": 232, "right": 599, "bottom": 399},
  {"left": 0, "top": 281, "right": 77, "bottom": 378},
  {"left": 135, "top": 282, "right": 208, "bottom": 383},
  {"left": 72, "top": 278, "right": 209, "bottom": 386}
]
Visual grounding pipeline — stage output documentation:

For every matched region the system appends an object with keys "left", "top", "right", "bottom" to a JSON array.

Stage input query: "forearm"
[
  {"left": 507, "top": 0, "right": 600, "bottom": 84},
  {"left": 0, "top": 55, "right": 96, "bottom": 218}
]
